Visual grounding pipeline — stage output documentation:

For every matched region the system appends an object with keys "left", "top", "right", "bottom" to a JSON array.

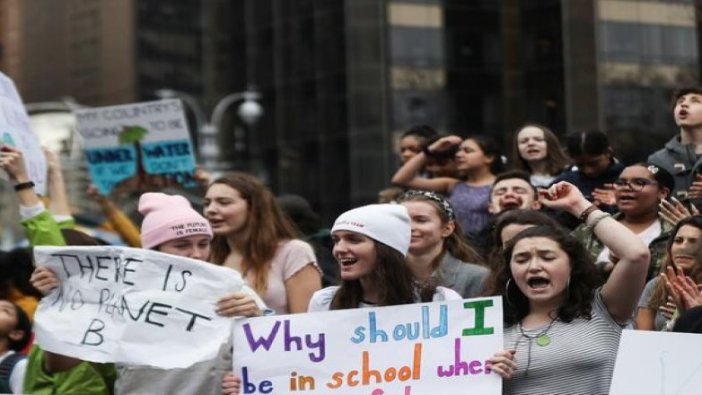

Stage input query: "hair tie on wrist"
[
  {"left": 14, "top": 181, "right": 34, "bottom": 191},
  {"left": 578, "top": 205, "right": 598, "bottom": 222}
]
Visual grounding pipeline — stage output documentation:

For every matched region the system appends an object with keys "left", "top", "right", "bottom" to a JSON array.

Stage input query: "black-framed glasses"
[{"left": 612, "top": 178, "right": 658, "bottom": 191}]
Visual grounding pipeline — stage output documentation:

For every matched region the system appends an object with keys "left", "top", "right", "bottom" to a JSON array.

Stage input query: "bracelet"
[
  {"left": 13, "top": 181, "right": 35, "bottom": 191},
  {"left": 586, "top": 212, "right": 611, "bottom": 231},
  {"left": 578, "top": 204, "right": 598, "bottom": 222}
]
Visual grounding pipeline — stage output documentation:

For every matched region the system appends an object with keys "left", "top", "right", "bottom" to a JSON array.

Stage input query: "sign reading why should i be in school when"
[
  {"left": 233, "top": 297, "right": 503, "bottom": 395},
  {"left": 74, "top": 99, "right": 196, "bottom": 195},
  {"left": 0, "top": 72, "right": 47, "bottom": 194},
  {"left": 33, "top": 245, "right": 243, "bottom": 369}
]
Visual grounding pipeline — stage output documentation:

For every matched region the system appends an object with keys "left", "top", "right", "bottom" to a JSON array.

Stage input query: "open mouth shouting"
[
  {"left": 500, "top": 196, "right": 523, "bottom": 211},
  {"left": 526, "top": 276, "right": 551, "bottom": 291}
]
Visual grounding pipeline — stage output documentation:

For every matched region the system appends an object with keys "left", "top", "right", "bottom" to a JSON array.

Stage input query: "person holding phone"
[{"left": 572, "top": 163, "right": 675, "bottom": 281}]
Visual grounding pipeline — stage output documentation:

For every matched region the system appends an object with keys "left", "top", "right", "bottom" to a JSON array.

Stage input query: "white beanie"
[{"left": 331, "top": 204, "right": 411, "bottom": 256}]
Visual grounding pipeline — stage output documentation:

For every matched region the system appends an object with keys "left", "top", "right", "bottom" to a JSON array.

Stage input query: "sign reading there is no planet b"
[{"left": 74, "top": 99, "right": 196, "bottom": 195}]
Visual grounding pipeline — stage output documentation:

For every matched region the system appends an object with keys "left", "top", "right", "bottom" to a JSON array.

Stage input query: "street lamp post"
[{"left": 154, "top": 88, "right": 263, "bottom": 174}]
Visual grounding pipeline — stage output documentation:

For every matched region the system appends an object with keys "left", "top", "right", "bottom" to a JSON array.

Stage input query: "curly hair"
[{"left": 492, "top": 226, "right": 603, "bottom": 326}]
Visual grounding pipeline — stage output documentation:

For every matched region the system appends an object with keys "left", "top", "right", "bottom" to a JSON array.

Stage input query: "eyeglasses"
[{"left": 612, "top": 178, "right": 658, "bottom": 191}]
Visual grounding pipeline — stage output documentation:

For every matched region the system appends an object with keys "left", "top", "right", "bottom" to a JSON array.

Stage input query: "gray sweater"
[{"left": 435, "top": 253, "right": 489, "bottom": 299}]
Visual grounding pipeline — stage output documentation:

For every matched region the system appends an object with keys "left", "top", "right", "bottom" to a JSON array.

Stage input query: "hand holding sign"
[
  {"left": 217, "top": 292, "right": 263, "bottom": 317},
  {"left": 30, "top": 266, "right": 60, "bottom": 296},
  {"left": 0, "top": 145, "right": 30, "bottom": 182},
  {"left": 233, "top": 298, "right": 503, "bottom": 395},
  {"left": 33, "top": 245, "right": 247, "bottom": 369},
  {"left": 0, "top": 72, "right": 47, "bottom": 194},
  {"left": 75, "top": 100, "right": 197, "bottom": 195}
]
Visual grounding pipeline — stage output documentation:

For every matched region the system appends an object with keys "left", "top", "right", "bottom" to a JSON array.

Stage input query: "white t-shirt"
[
  {"left": 0, "top": 350, "right": 27, "bottom": 394},
  {"left": 596, "top": 220, "right": 661, "bottom": 264}
]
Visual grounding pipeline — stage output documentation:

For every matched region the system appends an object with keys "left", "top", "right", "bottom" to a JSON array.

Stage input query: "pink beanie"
[{"left": 138, "top": 192, "right": 213, "bottom": 249}]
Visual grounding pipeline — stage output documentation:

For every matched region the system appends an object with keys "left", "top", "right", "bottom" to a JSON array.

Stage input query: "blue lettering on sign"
[
  {"left": 85, "top": 147, "right": 137, "bottom": 195},
  {"left": 141, "top": 140, "right": 196, "bottom": 187}
]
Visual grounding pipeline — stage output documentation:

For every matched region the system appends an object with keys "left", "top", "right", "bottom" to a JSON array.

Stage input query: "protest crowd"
[{"left": 2, "top": 79, "right": 702, "bottom": 395}]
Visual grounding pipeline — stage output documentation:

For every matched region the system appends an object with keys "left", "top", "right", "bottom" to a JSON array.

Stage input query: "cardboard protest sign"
[
  {"left": 33, "top": 245, "right": 242, "bottom": 369},
  {"left": 74, "top": 99, "right": 196, "bottom": 195},
  {"left": 610, "top": 330, "right": 702, "bottom": 395},
  {"left": 0, "top": 72, "right": 47, "bottom": 194},
  {"left": 233, "top": 297, "right": 502, "bottom": 395}
]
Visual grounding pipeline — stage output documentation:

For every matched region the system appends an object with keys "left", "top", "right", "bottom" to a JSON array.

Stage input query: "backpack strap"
[{"left": 0, "top": 352, "right": 26, "bottom": 393}]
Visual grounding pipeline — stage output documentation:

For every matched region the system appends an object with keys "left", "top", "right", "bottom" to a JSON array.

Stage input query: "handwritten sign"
[
  {"left": 33, "top": 245, "right": 242, "bottom": 369},
  {"left": 74, "top": 99, "right": 196, "bottom": 195},
  {"left": 0, "top": 72, "right": 47, "bottom": 194},
  {"left": 610, "top": 330, "right": 702, "bottom": 395},
  {"left": 233, "top": 297, "right": 502, "bottom": 395}
]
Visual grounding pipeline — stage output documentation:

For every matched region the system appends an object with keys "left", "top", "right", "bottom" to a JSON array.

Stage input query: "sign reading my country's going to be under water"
[
  {"left": 32, "top": 245, "right": 243, "bottom": 369},
  {"left": 74, "top": 99, "right": 196, "bottom": 195},
  {"left": 233, "top": 297, "right": 503, "bottom": 395},
  {"left": 0, "top": 72, "right": 47, "bottom": 195}
]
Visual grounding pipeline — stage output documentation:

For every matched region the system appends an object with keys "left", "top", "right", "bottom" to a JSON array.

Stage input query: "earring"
[{"left": 505, "top": 278, "right": 514, "bottom": 307}]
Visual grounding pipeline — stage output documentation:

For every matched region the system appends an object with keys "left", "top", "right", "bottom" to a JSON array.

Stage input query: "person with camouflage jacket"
[{"left": 572, "top": 163, "right": 676, "bottom": 281}]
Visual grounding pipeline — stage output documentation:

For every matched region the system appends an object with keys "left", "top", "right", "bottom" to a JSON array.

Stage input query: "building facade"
[{"left": 1, "top": 0, "right": 702, "bottom": 225}]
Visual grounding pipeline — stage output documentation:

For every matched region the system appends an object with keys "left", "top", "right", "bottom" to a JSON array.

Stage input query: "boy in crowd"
[
  {"left": 487, "top": 170, "right": 541, "bottom": 214},
  {"left": 472, "top": 170, "right": 541, "bottom": 255},
  {"left": 649, "top": 87, "right": 702, "bottom": 199}
]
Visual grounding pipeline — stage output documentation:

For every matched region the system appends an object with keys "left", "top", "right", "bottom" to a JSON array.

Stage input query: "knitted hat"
[
  {"left": 331, "top": 204, "right": 411, "bottom": 256},
  {"left": 138, "top": 192, "right": 213, "bottom": 249}
]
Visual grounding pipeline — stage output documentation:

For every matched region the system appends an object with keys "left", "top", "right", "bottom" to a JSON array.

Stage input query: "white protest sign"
[
  {"left": 33, "top": 245, "right": 242, "bottom": 369},
  {"left": 74, "top": 99, "right": 196, "bottom": 195},
  {"left": 610, "top": 330, "right": 702, "bottom": 395},
  {"left": 0, "top": 72, "right": 47, "bottom": 194},
  {"left": 233, "top": 297, "right": 502, "bottom": 395}
]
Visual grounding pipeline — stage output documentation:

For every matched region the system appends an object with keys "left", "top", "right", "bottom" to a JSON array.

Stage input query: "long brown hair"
[
  {"left": 330, "top": 242, "right": 433, "bottom": 309},
  {"left": 648, "top": 216, "right": 702, "bottom": 309},
  {"left": 208, "top": 172, "right": 299, "bottom": 293},
  {"left": 511, "top": 123, "right": 571, "bottom": 176}
]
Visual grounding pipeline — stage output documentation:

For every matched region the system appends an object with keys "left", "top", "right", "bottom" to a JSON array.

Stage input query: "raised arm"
[
  {"left": 391, "top": 135, "right": 461, "bottom": 194},
  {"left": 45, "top": 149, "right": 72, "bottom": 217},
  {"left": 0, "top": 145, "right": 41, "bottom": 207},
  {"left": 86, "top": 185, "right": 142, "bottom": 247},
  {"left": 540, "top": 181, "right": 650, "bottom": 323}
]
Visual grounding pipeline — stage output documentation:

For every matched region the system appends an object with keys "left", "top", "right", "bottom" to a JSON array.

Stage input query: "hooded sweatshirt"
[{"left": 648, "top": 136, "right": 701, "bottom": 199}]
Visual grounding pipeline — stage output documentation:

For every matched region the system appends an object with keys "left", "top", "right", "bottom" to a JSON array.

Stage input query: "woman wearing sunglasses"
[{"left": 573, "top": 163, "right": 675, "bottom": 281}]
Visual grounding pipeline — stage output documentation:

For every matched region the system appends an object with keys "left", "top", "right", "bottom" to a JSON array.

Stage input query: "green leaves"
[{"left": 118, "top": 125, "right": 148, "bottom": 145}]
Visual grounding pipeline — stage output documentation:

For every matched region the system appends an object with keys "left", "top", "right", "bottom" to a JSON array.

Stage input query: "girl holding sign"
[
  {"left": 30, "top": 191, "right": 266, "bottom": 395},
  {"left": 307, "top": 204, "right": 461, "bottom": 311},
  {"left": 204, "top": 172, "right": 322, "bottom": 314},
  {"left": 113, "top": 192, "right": 266, "bottom": 395},
  {"left": 488, "top": 181, "right": 650, "bottom": 394},
  {"left": 397, "top": 190, "right": 489, "bottom": 298}
]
